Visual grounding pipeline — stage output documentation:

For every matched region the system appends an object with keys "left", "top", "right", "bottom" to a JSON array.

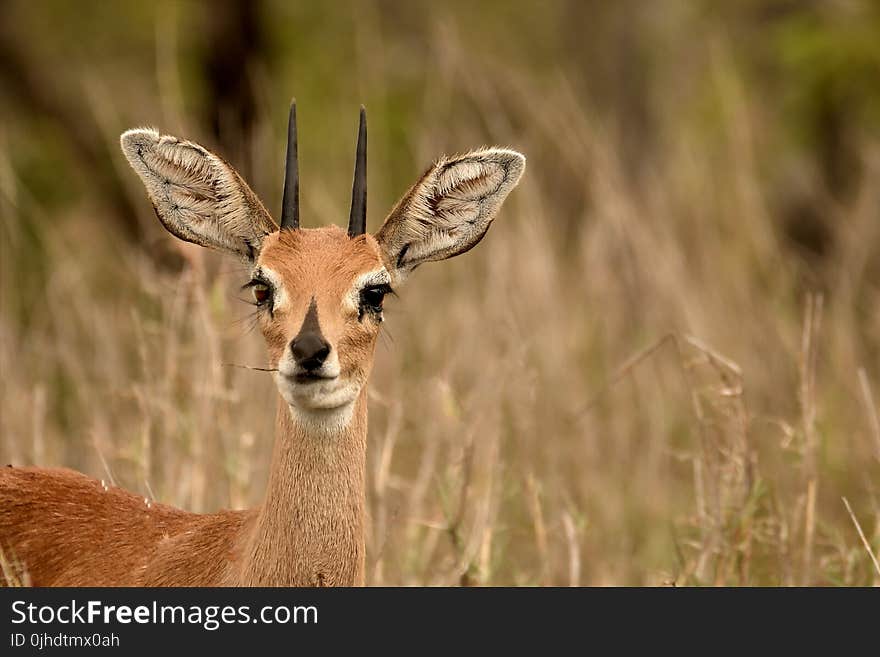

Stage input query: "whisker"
[
  {"left": 222, "top": 363, "right": 279, "bottom": 372},
  {"left": 379, "top": 324, "right": 395, "bottom": 350},
  {"left": 230, "top": 307, "right": 261, "bottom": 335}
]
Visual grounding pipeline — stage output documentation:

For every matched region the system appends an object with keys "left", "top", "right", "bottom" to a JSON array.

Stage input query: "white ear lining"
[
  {"left": 374, "top": 147, "right": 525, "bottom": 284},
  {"left": 120, "top": 128, "right": 277, "bottom": 260}
]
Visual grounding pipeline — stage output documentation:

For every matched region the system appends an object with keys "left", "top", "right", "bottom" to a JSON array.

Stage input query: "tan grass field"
[{"left": 1, "top": 0, "right": 878, "bottom": 585}]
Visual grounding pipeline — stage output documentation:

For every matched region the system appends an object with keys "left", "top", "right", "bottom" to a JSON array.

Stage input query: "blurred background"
[{"left": 1, "top": 0, "right": 878, "bottom": 585}]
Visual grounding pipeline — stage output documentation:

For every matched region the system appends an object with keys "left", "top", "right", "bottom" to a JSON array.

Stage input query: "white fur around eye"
[
  {"left": 344, "top": 268, "right": 391, "bottom": 314},
  {"left": 255, "top": 265, "right": 288, "bottom": 311}
]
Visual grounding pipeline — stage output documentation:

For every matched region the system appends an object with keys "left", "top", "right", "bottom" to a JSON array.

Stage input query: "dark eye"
[
  {"left": 252, "top": 283, "right": 271, "bottom": 305},
  {"left": 359, "top": 284, "right": 390, "bottom": 315},
  {"left": 245, "top": 280, "right": 272, "bottom": 306}
]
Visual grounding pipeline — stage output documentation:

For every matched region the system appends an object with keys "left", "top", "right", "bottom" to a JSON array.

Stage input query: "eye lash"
[
  {"left": 357, "top": 283, "right": 393, "bottom": 322},
  {"left": 364, "top": 283, "right": 394, "bottom": 296},
  {"left": 241, "top": 278, "right": 275, "bottom": 316}
]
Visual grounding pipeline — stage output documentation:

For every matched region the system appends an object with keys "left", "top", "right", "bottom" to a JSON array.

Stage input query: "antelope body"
[{"left": 0, "top": 103, "right": 524, "bottom": 586}]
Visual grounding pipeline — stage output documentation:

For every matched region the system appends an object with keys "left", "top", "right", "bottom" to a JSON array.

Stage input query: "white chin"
[{"left": 274, "top": 374, "right": 360, "bottom": 413}]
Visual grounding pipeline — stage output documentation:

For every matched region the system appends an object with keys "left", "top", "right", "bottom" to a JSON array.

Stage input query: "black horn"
[
  {"left": 280, "top": 100, "right": 299, "bottom": 230},
  {"left": 348, "top": 106, "right": 367, "bottom": 237}
]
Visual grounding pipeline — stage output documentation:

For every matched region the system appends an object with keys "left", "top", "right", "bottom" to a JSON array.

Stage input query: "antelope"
[{"left": 0, "top": 102, "right": 524, "bottom": 586}]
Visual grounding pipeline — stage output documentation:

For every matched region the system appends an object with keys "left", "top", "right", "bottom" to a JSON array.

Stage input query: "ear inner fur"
[
  {"left": 120, "top": 128, "right": 277, "bottom": 260},
  {"left": 375, "top": 147, "right": 525, "bottom": 284}
]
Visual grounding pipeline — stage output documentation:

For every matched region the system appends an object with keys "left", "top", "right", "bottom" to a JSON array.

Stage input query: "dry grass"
[
  {"left": 0, "top": 547, "right": 30, "bottom": 587},
  {"left": 1, "top": 0, "right": 879, "bottom": 585}
]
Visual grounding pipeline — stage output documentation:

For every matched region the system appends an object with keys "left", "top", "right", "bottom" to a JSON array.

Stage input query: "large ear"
[
  {"left": 375, "top": 147, "right": 525, "bottom": 285},
  {"left": 120, "top": 128, "right": 277, "bottom": 261}
]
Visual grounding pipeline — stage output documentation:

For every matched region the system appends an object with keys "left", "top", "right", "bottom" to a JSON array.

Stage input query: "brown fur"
[
  {"left": 0, "top": 467, "right": 251, "bottom": 586},
  {"left": 240, "top": 395, "right": 368, "bottom": 586},
  {"left": 1, "top": 128, "right": 523, "bottom": 587},
  {"left": 257, "top": 227, "right": 385, "bottom": 372},
  {"left": 0, "top": 228, "right": 379, "bottom": 587}
]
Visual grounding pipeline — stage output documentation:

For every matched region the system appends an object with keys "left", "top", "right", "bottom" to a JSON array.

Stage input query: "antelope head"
[{"left": 120, "top": 103, "right": 525, "bottom": 430}]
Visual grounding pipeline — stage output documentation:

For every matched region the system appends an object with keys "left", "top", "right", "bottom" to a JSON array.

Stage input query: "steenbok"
[{"left": 0, "top": 102, "right": 524, "bottom": 586}]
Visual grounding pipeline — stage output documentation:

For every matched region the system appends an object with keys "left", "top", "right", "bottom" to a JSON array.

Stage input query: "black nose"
[{"left": 291, "top": 333, "right": 330, "bottom": 371}]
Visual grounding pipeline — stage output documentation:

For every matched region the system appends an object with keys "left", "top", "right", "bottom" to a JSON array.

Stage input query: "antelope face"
[
  {"left": 121, "top": 102, "right": 524, "bottom": 428},
  {"left": 251, "top": 227, "right": 389, "bottom": 416}
]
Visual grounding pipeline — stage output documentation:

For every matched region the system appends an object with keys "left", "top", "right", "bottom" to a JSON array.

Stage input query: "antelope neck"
[{"left": 239, "top": 391, "right": 368, "bottom": 586}]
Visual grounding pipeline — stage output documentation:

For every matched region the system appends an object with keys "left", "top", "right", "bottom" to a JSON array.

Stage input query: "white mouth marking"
[{"left": 273, "top": 371, "right": 360, "bottom": 432}]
